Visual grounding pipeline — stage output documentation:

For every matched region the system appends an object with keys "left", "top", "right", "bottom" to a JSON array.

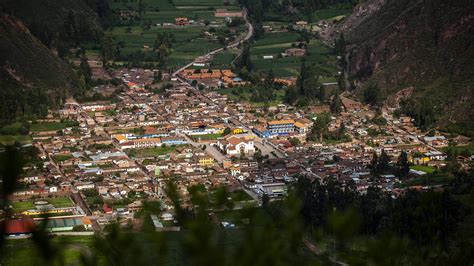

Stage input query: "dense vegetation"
[
  {"left": 343, "top": 0, "right": 474, "bottom": 135},
  {"left": 0, "top": 0, "right": 106, "bottom": 124},
  {"left": 0, "top": 15, "right": 76, "bottom": 123}
]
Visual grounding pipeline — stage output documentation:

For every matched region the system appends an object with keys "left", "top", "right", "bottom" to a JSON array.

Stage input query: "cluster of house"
[
  {"left": 6, "top": 64, "right": 471, "bottom": 235},
  {"left": 262, "top": 47, "right": 306, "bottom": 60},
  {"left": 214, "top": 9, "right": 243, "bottom": 18},
  {"left": 252, "top": 118, "right": 313, "bottom": 139},
  {"left": 179, "top": 68, "right": 248, "bottom": 87}
]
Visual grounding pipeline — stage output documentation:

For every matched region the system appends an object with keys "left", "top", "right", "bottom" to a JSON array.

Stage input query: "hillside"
[
  {"left": 335, "top": 0, "right": 474, "bottom": 135},
  {"left": 0, "top": 0, "right": 104, "bottom": 122},
  {"left": 0, "top": 14, "right": 77, "bottom": 122},
  {"left": 0, "top": 0, "right": 103, "bottom": 53}
]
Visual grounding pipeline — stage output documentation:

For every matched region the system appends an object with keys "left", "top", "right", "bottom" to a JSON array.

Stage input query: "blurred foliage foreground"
[{"left": 1, "top": 145, "right": 474, "bottom": 265}]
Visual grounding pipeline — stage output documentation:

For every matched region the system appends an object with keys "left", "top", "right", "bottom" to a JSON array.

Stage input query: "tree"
[
  {"left": 223, "top": 127, "right": 232, "bottom": 136},
  {"left": 334, "top": 33, "right": 346, "bottom": 57},
  {"left": 79, "top": 56, "right": 92, "bottom": 85},
  {"left": 397, "top": 151, "right": 410, "bottom": 177},
  {"left": 370, "top": 151, "right": 379, "bottom": 177},
  {"left": 289, "top": 137, "right": 301, "bottom": 146},
  {"left": 72, "top": 225, "right": 86, "bottom": 232},
  {"left": 236, "top": 43, "right": 253, "bottom": 71},
  {"left": 100, "top": 35, "right": 119, "bottom": 63},
  {"left": 377, "top": 150, "right": 391, "bottom": 175},
  {"left": 308, "top": 113, "right": 330, "bottom": 142},
  {"left": 158, "top": 44, "right": 170, "bottom": 68},
  {"left": 364, "top": 83, "right": 382, "bottom": 107},
  {"left": 331, "top": 89, "right": 343, "bottom": 114}
]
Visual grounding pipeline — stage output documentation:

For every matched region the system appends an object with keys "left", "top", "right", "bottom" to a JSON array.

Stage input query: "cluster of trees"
[
  {"left": 306, "top": 113, "right": 350, "bottom": 143},
  {"left": 399, "top": 97, "right": 437, "bottom": 131},
  {"left": 0, "top": 84, "right": 57, "bottom": 123},
  {"left": 235, "top": 43, "right": 253, "bottom": 72},
  {"left": 238, "top": 0, "right": 266, "bottom": 38},
  {"left": 294, "top": 172, "right": 471, "bottom": 250},
  {"left": 153, "top": 32, "right": 176, "bottom": 68},
  {"left": 100, "top": 35, "right": 121, "bottom": 63},
  {"left": 243, "top": 0, "right": 357, "bottom": 22},
  {"left": 369, "top": 150, "right": 411, "bottom": 177},
  {"left": 1, "top": 0, "right": 104, "bottom": 58},
  {"left": 285, "top": 63, "right": 326, "bottom": 106},
  {"left": 363, "top": 83, "right": 383, "bottom": 107}
]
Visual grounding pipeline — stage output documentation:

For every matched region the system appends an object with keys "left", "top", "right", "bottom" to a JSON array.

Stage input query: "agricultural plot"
[
  {"left": 0, "top": 135, "right": 32, "bottom": 145},
  {"left": 312, "top": 8, "right": 352, "bottom": 20},
  {"left": 106, "top": 0, "right": 242, "bottom": 67},
  {"left": 250, "top": 32, "right": 338, "bottom": 79},
  {"left": 173, "top": 0, "right": 237, "bottom": 6},
  {"left": 29, "top": 121, "right": 78, "bottom": 132},
  {"left": 218, "top": 87, "right": 285, "bottom": 107},
  {"left": 210, "top": 49, "right": 238, "bottom": 68}
]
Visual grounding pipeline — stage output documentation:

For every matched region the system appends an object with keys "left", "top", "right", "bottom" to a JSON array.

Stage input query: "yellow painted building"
[
  {"left": 232, "top": 128, "right": 244, "bottom": 134},
  {"left": 198, "top": 156, "right": 215, "bottom": 167}
]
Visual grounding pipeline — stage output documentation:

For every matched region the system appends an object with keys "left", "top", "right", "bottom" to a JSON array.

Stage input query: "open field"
[
  {"left": 30, "top": 121, "right": 78, "bottom": 132},
  {"left": 410, "top": 165, "right": 436, "bottom": 174},
  {"left": 47, "top": 197, "right": 74, "bottom": 208},
  {"left": 2, "top": 236, "right": 100, "bottom": 266},
  {"left": 312, "top": 8, "right": 352, "bottom": 20},
  {"left": 53, "top": 154, "right": 73, "bottom": 162},
  {"left": 441, "top": 143, "right": 474, "bottom": 156},
  {"left": 250, "top": 33, "right": 338, "bottom": 78},
  {"left": 217, "top": 87, "right": 285, "bottom": 107},
  {"left": 230, "top": 189, "right": 252, "bottom": 202},
  {"left": 210, "top": 49, "right": 238, "bottom": 68},
  {"left": 106, "top": 0, "right": 242, "bottom": 67},
  {"left": 11, "top": 197, "right": 73, "bottom": 213},
  {"left": 11, "top": 201, "right": 36, "bottom": 213},
  {"left": 190, "top": 133, "right": 223, "bottom": 141},
  {"left": 0, "top": 135, "right": 32, "bottom": 145},
  {"left": 126, "top": 145, "right": 183, "bottom": 157}
]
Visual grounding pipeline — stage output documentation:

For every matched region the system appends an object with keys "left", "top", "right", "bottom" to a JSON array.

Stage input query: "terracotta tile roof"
[
  {"left": 268, "top": 119, "right": 295, "bottom": 125},
  {"left": 4, "top": 218, "right": 35, "bottom": 235}
]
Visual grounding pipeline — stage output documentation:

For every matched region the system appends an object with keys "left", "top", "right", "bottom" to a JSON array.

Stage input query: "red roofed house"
[
  {"left": 3, "top": 218, "right": 35, "bottom": 236},
  {"left": 102, "top": 203, "right": 113, "bottom": 214}
]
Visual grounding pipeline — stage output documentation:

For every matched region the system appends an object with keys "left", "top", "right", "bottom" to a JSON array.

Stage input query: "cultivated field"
[{"left": 250, "top": 32, "right": 338, "bottom": 79}]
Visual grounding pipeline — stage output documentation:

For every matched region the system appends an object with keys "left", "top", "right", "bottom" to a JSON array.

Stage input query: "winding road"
[{"left": 172, "top": 8, "right": 254, "bottom": 77}]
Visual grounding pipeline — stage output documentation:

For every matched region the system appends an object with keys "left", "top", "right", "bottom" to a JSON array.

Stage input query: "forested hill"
[
  {"left": 0, "top": 0, "right": 103, "bottom": 57},
  {"left": 338, "top": 0, "right": 474, "bottom": 135},
  {"left": 0, "top": 0, "right": 104, "bottom": 123},
  {"left": 0, "top": 14, "right": 76, "bottom": 121}
]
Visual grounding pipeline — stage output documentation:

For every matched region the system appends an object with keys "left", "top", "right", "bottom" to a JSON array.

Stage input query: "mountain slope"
[
  {"left": 337, "top": 0, "right": 474, "bottom": 134},
  {"left": 0, "top": 14, "right": 77, "bottom": 122},
  {"left": 0, "top": 0, "right": 104, "bottom": 122},
  {"left": 0, "top": 0, "right": 103, "bottom": 51}
]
